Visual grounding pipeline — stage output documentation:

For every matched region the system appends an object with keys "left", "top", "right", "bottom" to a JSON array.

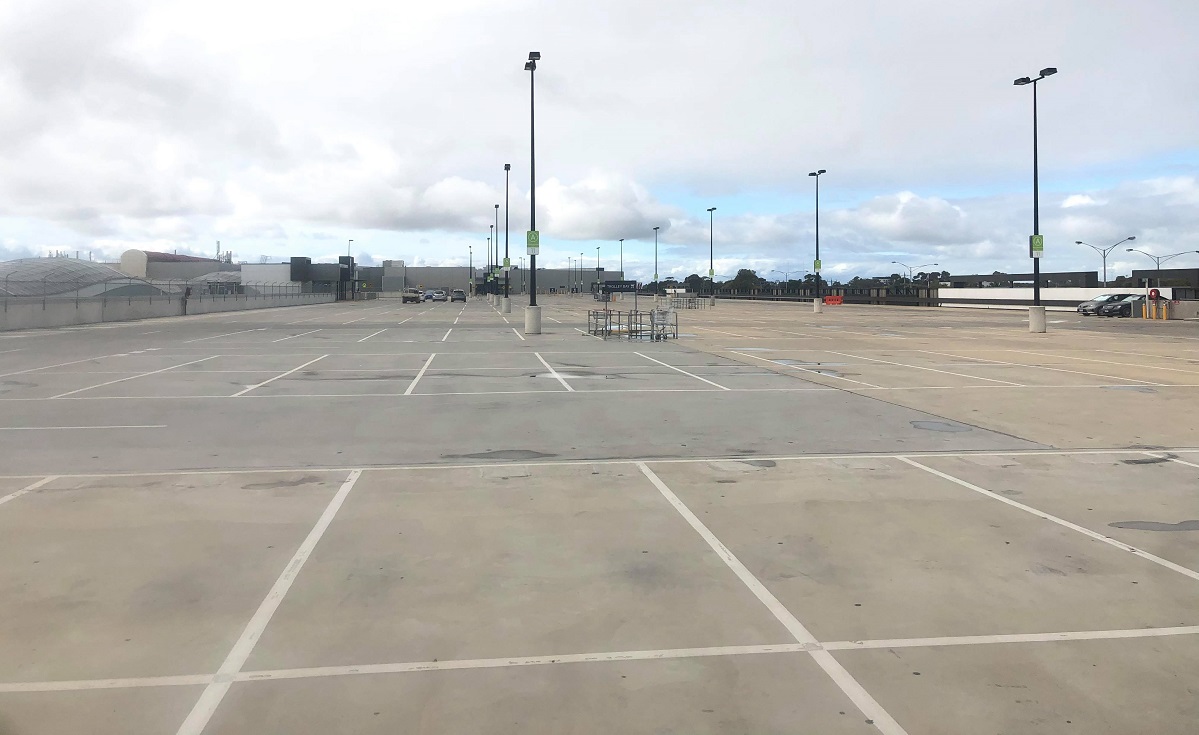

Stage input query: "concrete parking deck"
[{"left": 1, "top": 297, "right": 1197, "bottom": 734}]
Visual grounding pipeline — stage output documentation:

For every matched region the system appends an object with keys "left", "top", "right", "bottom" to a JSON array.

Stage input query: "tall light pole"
[
  {"left": 653, "top": 226, "right": 660, "bottom": 294},
  {"left": 524, "top": 51, "right": 541, "bottom": 320},
  {"left": 1127, "top": 248, "right": 1199, "bottom": 288},
  {"left": 488, "top": 226, "right": 494, "bottom": 295},
  {"left": 807, "top": 169, "right": 826, "bottom": 305},
  {"left": 579, "top": 251, "right": 584, "bottom": 294},
  {"left": 347, "top": 239, "right": 353, "bottom": 257},
  {"left": 1076, "top": 236, "right": 1134, "bottom": 287},
  {"left": 503, "top": 165, "right": 511, "bottom": 304},
  {"left": 469, "top": 245, "right": 473, "bottom": 296},
  {"left": 707, "top": 207, "right": 716, "bottom": 297},
  {"left": 890, "top": 261, "right": 939, "bottom": 283},
  {"left": 619, "top": 238, "right": 624, "bottom": 276},
  {"left": 1014, "top": 67, "right": 1057, "bottom": 308}
]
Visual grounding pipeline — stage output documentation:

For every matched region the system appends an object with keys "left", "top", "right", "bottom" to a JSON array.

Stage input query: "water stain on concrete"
[
  {"left": 445, "top": 449, "right": 558, "bottom": 460},
  {"left": 1109, "top": 520, "right": 1199, "bottom": 532},
  {"left": 1101, "top": 385, "right": 1158, "bottom": 394},
  {"left": 910, "top": 420, "right": 972, "bottom": 433},
  {"left": 741, "top": 460, "right": 777, "bottom": 468},
  {"left": 1122, "top": 457, "right": 1168, "bottom": 465},
  {"left": 243, "top": 475, "right": 325, "bottom": 489}
]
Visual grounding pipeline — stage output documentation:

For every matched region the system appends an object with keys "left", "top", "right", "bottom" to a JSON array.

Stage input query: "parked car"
[
  {"left": 450, "top": 289, "right": 467, "bottom": 302},
  {"left": 1077, "top": 293, "right": 1133, "bottom": 315},
  {"left": 432, "top": 290, "right": 448, "bottom": 302},
  {"left": 423, "top": 290, "right": 436, "bottom": 301},
  {"left": 1097, "top": 294, "right": 1145, "bottom": 318},
  {"left": 401, "top": 288, "right": 423, "bottom": 304}
]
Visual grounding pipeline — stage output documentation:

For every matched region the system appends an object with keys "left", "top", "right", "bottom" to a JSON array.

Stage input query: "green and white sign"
[
  {"left": 813, "top": 259, "right": 822, "bottom": 271},
  {"left": 708, "top": 268, "right": 715, "bottom": 277},
  {"left": 1029, "top": 234, "right": 1044, "bottom": 259},
  {"left": 503, "top": 257, "right": 511, "bottom": 267},
  {"left": 526, "top": 230, "right": 539, "bottom": 255}
]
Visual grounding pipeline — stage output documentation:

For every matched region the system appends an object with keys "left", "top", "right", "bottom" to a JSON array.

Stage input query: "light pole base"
[
  {"left": 813, "top": 298, "right": 823, "bottom": 314},
  {"left": 1029, "top": 306, "right": 1047, "bottom": 333},
  {"left": 501, "top": 296, "right": 511, "bottom": 314},
  {"left": 524, "top": 305, "right": 542, "bottom": 334}
]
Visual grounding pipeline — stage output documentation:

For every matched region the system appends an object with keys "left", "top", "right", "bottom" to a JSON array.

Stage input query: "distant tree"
[
  {"left": 683, "top": 273, "right": 705, "bottom": 293},
  {"left": 728, "top": 268, "right": 766, "bottom": 292}
]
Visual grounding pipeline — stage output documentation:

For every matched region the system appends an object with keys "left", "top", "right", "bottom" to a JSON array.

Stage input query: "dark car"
[
  {"left": 1097, "top": 294, "right": 1144, "bottom": 318},
  {"left": 450, "top": 289, "right": 467, "bottom": 302},
  {"left": 1078, "top": 293, "right": 1134, "bottom": 315},
  {"left": 423, "top": 290, "right": 435, "bottom": 301}
]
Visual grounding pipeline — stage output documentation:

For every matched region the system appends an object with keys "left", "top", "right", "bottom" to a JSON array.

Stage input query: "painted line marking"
[
  {"left": 50, "top": 356, "right": 220, "bottom": 398},
  {"left": 636, "top": 352, "right": 730, "bottom": 390},
  {"left": 273, "top": 329, "right": 323, "bottom": 343},
  {"left": 1008, "top": 348, "right": 1199, "bottom": 377},
  {"left": 404, "top": 354, "right": 436, "bottom": 395},
  {"left": 0, "top": 476, "right": 58, "bottom": 508},
  {"left": 897, "top": 457, "right": 1199, "bottom": 583},
  {"left": 183, "top": 328, "right": 265, "bottom": 344},
  {"left": 232, "top": 355, "right": 328, "bottom": 397},
  {"left": 0, "top": 354, "right": 123, "bottom": 379},
  {"left": 453, "top": 316, "right": 459, "bottom": 324},
  {"left": 916, "top": 349, "right": 1167, "bottom": 386},
  {"left": 512, "top": 328, "right": 526, "bottom": 341},
  {"left": 1143, "top": 452, "right": 1199, "bottom": 471},
  {"left": 824, "top": 349, "right": 1025, "bottom": 386},
  {"left": 441, "top": 328, "right": 453, "bottom": 342},
  {"left": 0, "top": 425, "right": 166, "bottom": 431},
  {"left": 823, "top": 625, "right": 1199, "bottom": 651},
  {"left": 547, "top": 317, "right": 562, "bottom": 323},
  {"left": 730, "top": 350, "right": 882, "bottom": 388},
  {"left": 534, "top": 353, "right": 575, "bottom": 392},
  {"left": 173, "top": 470, "right": 363, "bottom": 735},
  {"left": 358, "top": 329, "right": 387, "bottom": 343},
  {"left": 636, "top": 462, "right": 908, "bottom": 735}
]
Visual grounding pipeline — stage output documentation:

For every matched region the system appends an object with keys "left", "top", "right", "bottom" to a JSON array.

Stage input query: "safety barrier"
[{"left": 823, "top": 295, "right": 844, "bottom": 305}]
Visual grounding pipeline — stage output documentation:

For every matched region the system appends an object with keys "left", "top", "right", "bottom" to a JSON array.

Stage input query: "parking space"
[{"left": 2, "top": 296, "right": 1199, "bottom": 735}]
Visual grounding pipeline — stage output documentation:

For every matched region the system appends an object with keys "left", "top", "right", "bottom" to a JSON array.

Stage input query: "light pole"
[
  {"left": 1014, "top": 67, "right": 1058, "bottom": 308},
  {"left": 807, "top": 170, "right": 826, "bottom": 309},
  {"left": 503, "top": 165, "right": 511, "bottom": 306},
  {"left": 519, "top": 256, "right": 525, "bottom": 293},
  {"left": 891, "top": 261, "right": 938, "bottom": 283},
  {"left": 1076, "top": 236, "right": 1134, "bottom": 287},
  {"left": 469, "top": 245, "right": 473, "bottom": 296},
  {"left": 568, "top": 257, "right": 573, "bottom": 293},
  {"left": 596, "top": 246, "right": 600, "bottom": 293},
  {"left": 707, "top": 207, "right": 716, "bottom": 298},
  {"left": 523, "top": 51, "right": 541, "bottom": 331},
  {"left": 653, "top": 226, "right": 660, "bottom": 295},
  {"left": 770, "top": 269, "right": 795, "bottom": 290},
  {"left": 619, "top": 238, "right": 624, "bottom": 276},
  {"left": 488, "top": 225, "right": 494, "bottom": 295},
  {"left": 1127, "top": 248, "right": 1199, "bottom": 288},
  {"left": 347, "top": 239, "right": 353, "bottom": 257}
]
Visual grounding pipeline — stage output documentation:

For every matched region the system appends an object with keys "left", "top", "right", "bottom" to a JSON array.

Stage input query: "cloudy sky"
[{"left": 1, "top": 0, "right": 1197, "bottom": 282}]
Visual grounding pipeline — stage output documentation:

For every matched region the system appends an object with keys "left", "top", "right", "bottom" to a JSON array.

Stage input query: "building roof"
[
  {"left": 143, "top": 251, "right": 219, "bottom": 263},
  {"left": 0, "top": 258, "right": 137, "bottom": 296}
]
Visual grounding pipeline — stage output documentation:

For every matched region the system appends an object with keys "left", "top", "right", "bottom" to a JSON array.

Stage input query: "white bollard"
[
  {"left": 1029, "top": 305, "right": 1047, "bottom": 333},
  {"left": 813, "top": 298, "right": 823, "bottom": 314},
  {"left": 524, "top": 305, "right": 542, "bottom": 334},
  {"left": 501, "top": 296, "right": 511, "bottom": 314}
]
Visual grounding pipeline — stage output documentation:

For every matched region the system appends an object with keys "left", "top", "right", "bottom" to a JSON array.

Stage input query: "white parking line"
[
  {"left": 730, "top": 350, "right": 882, "bottom": 388},
  {"left": 358, "top": 329, "right": 387, "bottom": 343},
  {"left": 0, "top": 476, "right": 58, "bottom": 508},
  {"left": 535, "top": 353, "right": 574, "bottom": 391},
  {"left": 915, "top": 349, "right": 1167, "bottom": 386},
  {"left": 404, "top": 354, "right": 436, "bottom": 395},
  {"left": 0, "top": 425, "right": 166, "bottom": 431},
  {"left": 50, "top": 356, "right": 220, "bottom": 398},
  {"left": 442, "top": 328, "right": 453, "bottom": 342},
  {"left": 273, "top": 329, "right": 322, "bottom": 343},
  {"left": 823, "top": 349, "right": 1025, "bottom": 386},
  {"left": 637, "top": 462, "right": 908, "bottom": 735},
  {"left": 232, "top": 355, "right": 328, "bottom": 397},
  {"left": 174, "top": 470, "right": 364, "bottom": 735},
  {"left": 636, "top": 352, "right": 730, "bottom": 390},
  {"left": 898, "top": 457, "right": 1199, "bottom": 583},
  {"left": 0, "top": 354, "right": 123, "bottom": 379},
  {"left": 512, "top": 328, "right": 526, "bottom": 341},
  {"left": 183, "top": 328, "right": 265, "bottom": 343}
]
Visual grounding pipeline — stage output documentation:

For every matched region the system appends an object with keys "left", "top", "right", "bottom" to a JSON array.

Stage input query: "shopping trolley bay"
[{"left": 2, "top": 297, "right": 1199, "bottom": 735}]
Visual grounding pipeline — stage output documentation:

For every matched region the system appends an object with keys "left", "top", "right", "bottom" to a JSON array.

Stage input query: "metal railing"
[
  {"left": 587, "top": 309, "right": 679, "bottom": 341},
  {"left": 2, "top": 277, "right": 306, "bottom": 313}
]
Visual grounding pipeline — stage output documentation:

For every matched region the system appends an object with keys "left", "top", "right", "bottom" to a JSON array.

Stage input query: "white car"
[{"left": 432, "top": 290, "right": 448, "bottom": 302}]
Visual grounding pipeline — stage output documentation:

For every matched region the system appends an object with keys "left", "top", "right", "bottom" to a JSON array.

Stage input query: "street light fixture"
[
  {"left": 807, "top": 170, "right": 826, "bottom": 306},
  {"left": 653, "top": 226, "right": 660, "bottom": 294},
  {"left": 1126, "top": 248, "right": 1199, "bottom": 288},
  {"left": 468, "top": 244, "right": 473, "bottom": 296},
  {"left": 1013, "top": 66, "right": 1057, "bottom": 309},
  {"left": 707, "top": 207, "right": 716, "bottom": 298},
  {"left": 347, "top": 239, "right": 353, "bottom": 258},
  {"left": 524, "top": 51, "right": 541, "bottom": 320},
  {"left": 1075, "top": 236, "right": 1134, "bottom": 287},
  {"left": 503, "top": 166, "right": 511, "bottom": 304}
]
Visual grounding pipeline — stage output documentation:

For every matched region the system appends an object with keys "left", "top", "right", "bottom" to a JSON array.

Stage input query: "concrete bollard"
[
  {"left": 813, "top": 298, "right": 823, "bottom": 314},
  {"left": 501, "top": 296, "right": 511, "bottom": 314},
  {"left": 1029, "top": 305, "right": 1047, "bottom": 333},
  {"left": 524, "top": 305, "right": 542, "bottom": 334}
]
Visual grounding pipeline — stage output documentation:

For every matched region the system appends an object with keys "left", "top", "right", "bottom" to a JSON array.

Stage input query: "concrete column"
[
  {"left": 501, "top": 296, "right": 511, "bottom": 314},
  {"left": 813, "top": 298, "right": 823, "bottom": 314},
  {"left": 1028, "top": 305, "right": 1047, "bottom": 333},
  {"left": 524, "top": 305, "right": 542, "bottom": 334}
]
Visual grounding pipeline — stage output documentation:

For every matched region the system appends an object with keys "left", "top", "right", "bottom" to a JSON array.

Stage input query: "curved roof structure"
[{"left": 0, "top": 258, "right": 138, "bottom": 297}]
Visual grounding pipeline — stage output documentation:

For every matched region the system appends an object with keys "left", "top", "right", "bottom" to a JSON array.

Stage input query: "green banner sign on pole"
[
  {"left": 1029, "top": 234, "right": 1044, "bottom": 259},
  {"left": 813, "top": 259, "right": 822, "bottom": 272},
  {"left": 526, "top": 230, "right": 539, "bottom": 255}
]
